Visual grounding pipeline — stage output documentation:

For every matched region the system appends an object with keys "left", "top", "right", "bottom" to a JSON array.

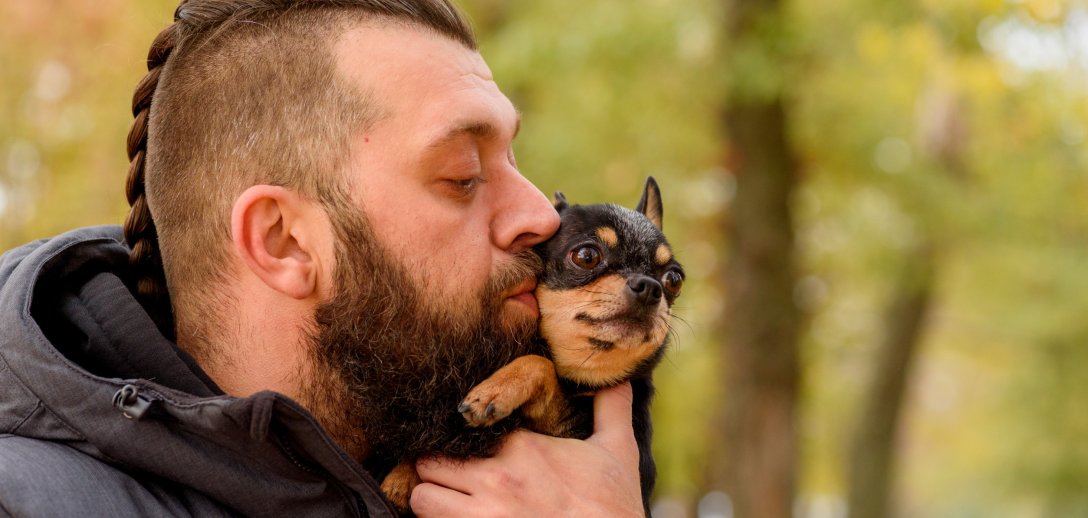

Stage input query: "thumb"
[
  {"left": 589, "top": 382, "right": 637, "bottom": 467},
  {"left": 593, "top": 382, "right": 634, "bottom": 431}
]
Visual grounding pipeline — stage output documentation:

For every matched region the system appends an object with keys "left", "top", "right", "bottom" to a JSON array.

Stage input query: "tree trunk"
[
  {"left": 708, "top": 0, "right": 803, "bottom": 508},
  {"left": 847, "top": 82, "right": 959, "bottom": 518},
  {"left": 846, "top": 247, "right": 935, "bottom": 518},
  {"left": 718, "top": 98, "right": 801, "bottom": 518}
]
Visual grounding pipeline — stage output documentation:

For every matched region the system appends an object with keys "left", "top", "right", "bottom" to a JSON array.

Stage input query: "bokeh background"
[{"left": 3, "top": 1, "right": 1088, "bottom": 517}]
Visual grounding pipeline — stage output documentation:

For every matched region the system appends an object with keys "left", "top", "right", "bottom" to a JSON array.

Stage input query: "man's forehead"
[
  {"left": 333, "top": 23, "right": 518, "bottom": 144},
  {"left": 333, "top": 23, "right": 486, "bottom": 93},
  {"left": 426, "top": 112, "right": 522, "bottom": 149}
]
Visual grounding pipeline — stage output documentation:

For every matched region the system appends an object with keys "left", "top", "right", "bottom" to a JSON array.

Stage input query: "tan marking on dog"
[
  {"left": 381, "top": 462, "right": 422, "bottom": 514},
  {"left": 596, "top": 227, "right": 619, "bottom": 248},
  {"left": 537, "top": 274, "right": 673, "bottom": 386},
  {"left": 461, "top": 355, "right": 569, "bottom": 436},
  {"left": 655, "top": 244, "right": 673, "bottom": 265}
]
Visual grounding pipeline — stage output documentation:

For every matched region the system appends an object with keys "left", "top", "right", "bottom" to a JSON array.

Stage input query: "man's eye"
[
  {"left": 446, "top": 176, "right": 483, "bottom": 197},
  {"left": 454, "top": 177, "right": 479, "bottom": 190}
]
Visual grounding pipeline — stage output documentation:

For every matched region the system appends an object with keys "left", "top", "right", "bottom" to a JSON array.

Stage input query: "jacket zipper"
[
  {"left": 111, "top": 384, "right": 156, "bottom": 420},
  {"left": 274, "top": 430, "right": 368, "bottom": 517}
]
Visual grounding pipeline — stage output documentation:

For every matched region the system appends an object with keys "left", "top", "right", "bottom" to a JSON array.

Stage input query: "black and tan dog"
[{"left": 383, "top": 177, "right": 684, "bottom": 515}]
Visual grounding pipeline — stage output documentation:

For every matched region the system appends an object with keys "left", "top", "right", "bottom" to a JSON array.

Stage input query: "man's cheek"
[{"left": 440, "top": 259, "right": 490, "bottom": 294}]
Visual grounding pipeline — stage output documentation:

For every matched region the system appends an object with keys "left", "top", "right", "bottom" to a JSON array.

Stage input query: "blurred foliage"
[
  {"left": 0, "top": 1, "right": 168, "bottom": 247},
  {"left": 4, "top": 0, "right": 1088, "bottom": 516}
]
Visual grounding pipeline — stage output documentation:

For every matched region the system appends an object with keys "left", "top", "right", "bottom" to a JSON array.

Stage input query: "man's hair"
[{"left": 122, "top": 0, "right": 476, "bottom": 351}]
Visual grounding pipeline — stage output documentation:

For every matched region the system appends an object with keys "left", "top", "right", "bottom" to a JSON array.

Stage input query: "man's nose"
[{"left": 491, "top": 170, "right": 561, "bottom": 253}]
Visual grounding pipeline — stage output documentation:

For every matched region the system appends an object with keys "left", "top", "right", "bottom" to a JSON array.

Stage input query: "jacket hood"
[{"left": 0, "top": 226, "right": 395, "bottom": 517}]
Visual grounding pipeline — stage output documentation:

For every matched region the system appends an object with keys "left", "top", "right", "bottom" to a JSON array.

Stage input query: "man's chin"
[{"left": 498, "top": 298, "right": 539, "bottom": 337}]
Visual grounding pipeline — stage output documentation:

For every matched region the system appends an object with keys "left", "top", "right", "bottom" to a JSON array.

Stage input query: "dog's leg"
[
  {"left": 459, "top": 354, "right": 568, "bottom": 435},
  {"left": 381, "top": 461, "right": 422, "bottom": 515}
]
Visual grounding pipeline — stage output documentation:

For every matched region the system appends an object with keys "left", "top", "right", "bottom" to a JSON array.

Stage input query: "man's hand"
[{"left": 409, "top": 382, "right": 645, "bottom": 518}]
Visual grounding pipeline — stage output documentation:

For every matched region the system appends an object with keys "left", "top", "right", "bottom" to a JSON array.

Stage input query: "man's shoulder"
[
  {"left": 0, "top": 435, "right": 233, "bottom": 517},
  {"left": 0, "top": 225, "right": 126, "bottom": 292}
]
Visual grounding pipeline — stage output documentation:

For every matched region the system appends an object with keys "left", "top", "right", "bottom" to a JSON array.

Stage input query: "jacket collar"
[{"left": 0, "top": 226, "right": 396, "bottom": 517}]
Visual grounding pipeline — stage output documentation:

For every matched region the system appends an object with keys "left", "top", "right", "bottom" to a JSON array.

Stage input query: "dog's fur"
[{"left": 381, "top": 177, "right": 684, "bottom": 516}]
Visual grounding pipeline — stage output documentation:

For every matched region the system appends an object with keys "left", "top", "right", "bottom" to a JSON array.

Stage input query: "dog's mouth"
[
  {"left": 574, "top": 308, "right": 658, "bottom": 332},
  {"left": 573, "top": 310, "right": 661, "bottom": 353}
]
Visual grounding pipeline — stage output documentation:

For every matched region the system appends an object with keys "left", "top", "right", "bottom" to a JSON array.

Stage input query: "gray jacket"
[{"left": 0, "top": 226, "right": 397, "bottom": 517}]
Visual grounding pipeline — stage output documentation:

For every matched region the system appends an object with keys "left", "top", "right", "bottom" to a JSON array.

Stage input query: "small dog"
[{"left": 382, "top": 177, "right": 684, "bottom": 515}]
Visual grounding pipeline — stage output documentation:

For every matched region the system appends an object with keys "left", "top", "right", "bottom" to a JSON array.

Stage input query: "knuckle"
[
  {"left": 506, "top": 429, "right": 544, "bottom": 451},
  {"left": 505, "top": 429, "right": 531, "bottom": 445},
  {"left": 498, "top": 470, "right": 525, "bottom": 491},
  {"left": 485, "top": 467, "right": 526, "bottom": 493}
]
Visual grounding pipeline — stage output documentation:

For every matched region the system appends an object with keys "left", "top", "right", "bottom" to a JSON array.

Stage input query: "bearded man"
[{"left": 0, "top": 1, "right": 644, "bottom": 516}]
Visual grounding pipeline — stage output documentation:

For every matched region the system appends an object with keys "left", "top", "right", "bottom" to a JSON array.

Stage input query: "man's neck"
[{"left": 176, "top": 286, "right": 314, "bottom": 401}]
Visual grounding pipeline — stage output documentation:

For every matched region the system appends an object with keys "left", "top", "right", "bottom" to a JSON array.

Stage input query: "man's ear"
[{"left": 231, "top": 185, "right": 324, "bottom": 300}]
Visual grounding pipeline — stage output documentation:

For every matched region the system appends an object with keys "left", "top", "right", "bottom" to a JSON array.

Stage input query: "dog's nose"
[{"left": 626, "top": 275, "right": 663, "bottom": 306}]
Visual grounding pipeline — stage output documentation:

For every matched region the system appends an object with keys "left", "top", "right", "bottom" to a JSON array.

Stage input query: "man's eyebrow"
[{"left": 427, "top": 111, "right": 522, "bottom": 149}]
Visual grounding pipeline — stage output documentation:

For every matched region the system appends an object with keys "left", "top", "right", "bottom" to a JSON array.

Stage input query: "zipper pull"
[{"left": 112, "top": 384, "right": 153, "bottom": 420}]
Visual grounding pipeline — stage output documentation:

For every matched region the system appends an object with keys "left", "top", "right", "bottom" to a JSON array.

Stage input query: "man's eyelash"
[{"left": 449, "top": 176, "right": 486, "bottom": 196}]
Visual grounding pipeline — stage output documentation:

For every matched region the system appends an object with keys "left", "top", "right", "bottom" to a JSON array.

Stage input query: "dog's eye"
[
  {"left": 569, "top": 245, "right": 602, "bottom": 270},
  {"left": 662, "top": 270, "right": 683, "bottom": 296}
]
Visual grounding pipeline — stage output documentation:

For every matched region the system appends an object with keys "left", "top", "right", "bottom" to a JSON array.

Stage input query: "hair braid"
[{"left": 123, "top": 16, "right": 183, "bottom": 336}]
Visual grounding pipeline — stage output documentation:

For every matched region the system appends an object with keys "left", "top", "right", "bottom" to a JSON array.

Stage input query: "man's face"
[
  {"left": 301, "top": 25, "right": 560, "bottom": 465},
  {"left": 334, "top": 24, "right": 559, "bottom": 323},
  {"left": 305, "top": 205, "right": 542, "bottom": 467}
]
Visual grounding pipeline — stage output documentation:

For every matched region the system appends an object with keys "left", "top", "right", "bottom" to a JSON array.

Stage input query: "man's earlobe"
[{"left": 231, "top": 185, "right": 321, "bottom": 300}]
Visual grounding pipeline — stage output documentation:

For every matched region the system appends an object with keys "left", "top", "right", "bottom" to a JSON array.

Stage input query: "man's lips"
[{"left": 505, "top": 278, "right": 539, "bottom": 313}]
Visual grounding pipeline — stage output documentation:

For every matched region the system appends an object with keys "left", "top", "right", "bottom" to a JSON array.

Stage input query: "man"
[{"left": 0, "top": 1, "right": 644, "bottom": 516}]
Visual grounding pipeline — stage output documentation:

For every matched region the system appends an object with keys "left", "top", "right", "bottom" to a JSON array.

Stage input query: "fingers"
[
  {"left": 417, "top": 432, "right": 542, "bottom": 494},
  {"left": 588, "top": 382, "right": 638, "bottom": 471},
  {"left": 415, "top": 457, "right": 474, "bottom": 495},
  {"left": 594, "top": 381, "right": 633, "bottom": 425},
  {"left": 413, "top": 428, "right": 642, "bottom": 518},
  {"left": 410, "top": 482, "right": 474, "bottom": 517},
  {"left": 591, "top": 381, "right": 634, "bottom": 438},
  {"left": 414, "top": 439, "right": 538, "bottom": 517}
]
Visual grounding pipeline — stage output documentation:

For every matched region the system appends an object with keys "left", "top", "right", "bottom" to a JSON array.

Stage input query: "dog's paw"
[
  {"left": 458, "top": 380, "right": 523, "bottom": 427},
  {"left": 381, "top": 462, "right": 420, "bottom": 515}
]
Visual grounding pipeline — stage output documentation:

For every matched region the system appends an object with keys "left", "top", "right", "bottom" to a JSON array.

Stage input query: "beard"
[{"left": 300, "top": 203, "right": 545, "bottom": 476}]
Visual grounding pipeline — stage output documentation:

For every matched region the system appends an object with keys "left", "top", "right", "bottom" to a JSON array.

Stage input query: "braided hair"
[
  {"left": 120, "top": 0, "right": 475, "bottom": 341},
  {"left": 122, "top": 6, "right": 186, "bottom": 336}
]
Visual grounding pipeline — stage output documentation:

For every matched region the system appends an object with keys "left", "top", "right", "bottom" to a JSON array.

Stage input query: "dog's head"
[{"left": 534, "top": 177, "right": 684, "bottom": 387}]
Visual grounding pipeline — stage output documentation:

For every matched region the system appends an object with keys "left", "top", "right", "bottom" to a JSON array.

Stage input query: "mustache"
[{"left": 484, "top": 249, "right": 544, "bottom": 301}]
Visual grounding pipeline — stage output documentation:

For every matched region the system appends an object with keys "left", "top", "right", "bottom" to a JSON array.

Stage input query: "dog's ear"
[
  {"left": 635, "top": 176, "right": 662, "bottom": 229},
  {"left": 553, "top": 191, "right": 569, "bottom": 213}
]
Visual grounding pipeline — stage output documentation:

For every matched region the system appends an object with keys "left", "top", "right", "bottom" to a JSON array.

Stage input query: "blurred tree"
[
  {"left": 0, "top": 1, "right": 174, "bottom": 250},
  {"left": 706, "top": 0, "right": 802, "bottom": 516},
  {"left": 846, "top": 74, "right": 968, "bottom": 518},
  {"left": 846, "top": 242, "right": 935, "bottom": 518}
]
